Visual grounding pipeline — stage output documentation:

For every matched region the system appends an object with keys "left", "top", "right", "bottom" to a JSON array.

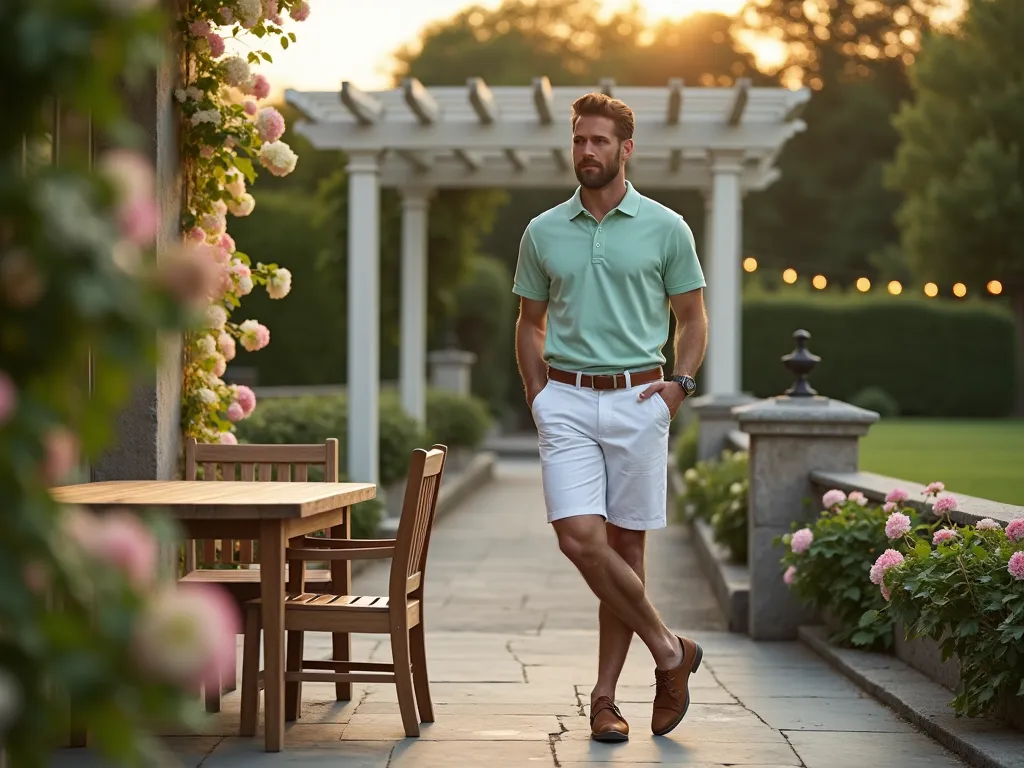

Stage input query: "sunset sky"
[{"left": 257, "top": 0, "right": 754, "bottom": 97}]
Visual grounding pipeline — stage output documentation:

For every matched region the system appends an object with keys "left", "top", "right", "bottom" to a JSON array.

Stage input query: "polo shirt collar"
[{"left": 567, "top": 180, "right": 642, "bottom": 219}]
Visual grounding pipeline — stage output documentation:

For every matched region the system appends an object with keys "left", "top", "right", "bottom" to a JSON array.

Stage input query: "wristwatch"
[{"left": 672, "top": 375, "right": 696, "bottom": 398}]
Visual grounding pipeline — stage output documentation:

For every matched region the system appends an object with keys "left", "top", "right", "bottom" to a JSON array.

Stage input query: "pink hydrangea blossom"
[
  {"left": 885, "top": 487, "right": 909, "bottom": 504},
  {"left": 119, "top": 197, "right": 159, "bottom": 246},
  {"left": 870, "top": 548, "right": 904, "bottom": 585},
  {"left": 92, "top": 510, "right": 159, "bottom": 588},
  {"left": 924, "top": 481, "right": 945, "bottom": 496},
  {"left": 217, "top": 332, "right": 236, "bottom": 361},
  {"left": 848, "top": 490, "right": 868, "bottom": 507},
  {"left": 883, "top": 501, "right": 896, "bottom": 513},
  {"left": 219, "top": 431, "right": 238, "bottom": 445},
  {"left": 226, "top": 402, "right": 244, "bottom": 422},
  {"left": 932, "top": 528, "right": 958, "bottom": 546},
  {"left": 132, "top": 583, "right": 240, "bottom": 688},
  {"left": 248, "top": 74, "right": 270, "bottom": 100},
  {"left": 212, "top": 354, "right": 227, "bottom": 377},
  {"left": 0, "top": 371, "right": 16, "bottom": 425},
  {"left": 188, "top": 19, "right": 211, "bottom": 36},
  {"left": 244, "top": 100, "right": 258, "bottom": 116},
  {"left": 218, "top": 233, "right": 236, "bottom": 253},
  {"left": 933, "top": 496, "right": 957, "bottom": 514},
  {"left": 238, "top": 319, "right": 270, "bottom": 352},
  {"left": 790, "top": 528, "right": 813, "bottom": 554},
  {"left": 1008, "top": 552, "right": 1024, "bottom": 581},
  {"left": 1005, "top": 519, "right": 1024, "bottom": 543},
  {"left": 822, "top": 489, "right": 846, "bottom": 509},
  {"left": 234, "top": 384, "right": 256, "bottom": 416},
  {"left": 43, "top": 427, "right": 79, "bottom": 485},
  {"left": 783, "top": 565, "right": 797, "bottom": 585},
  {"left": 219, "top": 6, "right": 234, "bottom": 21},
  {"left": 290, "top": 1, "right": 310, "bottom": 20},
  {"left": 187, "top": 226, "right": 206, "bottom": 243},
  {"left": 255, "top": 107, "right": 286, "bottom": 143},
  {"left": 207, "top": 34, "right": 225, "bottom": 57},
  {"left": 975, "top": 518, "right": 1001, "bottom": 531},
  {"left": 881, "top": 584, "right": 891, "bottom": 601},
  {"left": 885, "top": 511, "right": 912, "bottom": 540}
]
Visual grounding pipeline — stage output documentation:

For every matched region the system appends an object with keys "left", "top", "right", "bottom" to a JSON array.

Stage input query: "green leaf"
[
  {"left": 860, "top": 609, "right": 880, "bottom": 627},
  {"left": 234, "top": 157, "right": 257, "bottom": 184},
  {"left": 261, "top": 52, "right": 273, "bottom": 63},
  {"left": 281, "top": 37, "right": 290, "bottom": 50},
  {"left": 915, "top": 540, "right": 932, "bottom": 558}
]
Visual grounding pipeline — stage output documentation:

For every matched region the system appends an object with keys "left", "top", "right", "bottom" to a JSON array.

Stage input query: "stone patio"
[{"left": 52, "top": 458, "right": 970, "bottom": 767}]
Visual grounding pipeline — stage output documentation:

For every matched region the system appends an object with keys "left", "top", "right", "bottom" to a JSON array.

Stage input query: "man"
[{"left": 512, "top": 92, "right": 708, "bottom": 743}]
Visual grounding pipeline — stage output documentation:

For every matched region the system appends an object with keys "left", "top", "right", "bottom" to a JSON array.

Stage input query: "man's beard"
[{"left": 574, "top": 156, "right": 620, "bottom": 189}]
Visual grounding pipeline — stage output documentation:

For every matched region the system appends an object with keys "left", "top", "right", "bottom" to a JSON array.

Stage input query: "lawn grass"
[{"left": 858, "top": 419, "right": 1024, "bottom": 507}]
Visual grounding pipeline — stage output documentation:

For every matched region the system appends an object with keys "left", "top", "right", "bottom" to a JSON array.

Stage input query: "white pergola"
[{"left": 285, "top": 77, "right": 810, "bottom": 485}]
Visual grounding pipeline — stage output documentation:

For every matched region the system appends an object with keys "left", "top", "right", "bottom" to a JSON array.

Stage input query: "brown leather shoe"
[
  {"left": 651, "top": 635, "right": 703, "bottom": 736},
  {"left": 590, "top": 696, "right": 629, "bottom": 743}
]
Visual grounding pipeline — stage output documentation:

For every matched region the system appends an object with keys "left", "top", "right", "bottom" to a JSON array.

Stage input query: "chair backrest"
[
  {"left": 388, "top": 444, "right": 448, "bottom": 603},
  {"left": 182, "top": 437, "right": 339, "bottom": 572}
]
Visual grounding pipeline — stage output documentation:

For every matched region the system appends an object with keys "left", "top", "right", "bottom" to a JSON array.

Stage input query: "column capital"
[
  {"left": 399, "top": 186, "right": 436, "bottom": 207},
  {"left": 346, "top": 151, "right": 381, "bottom": 175},
  {"left": 710, "top": 149, "right": 745, "bottom": 176}
]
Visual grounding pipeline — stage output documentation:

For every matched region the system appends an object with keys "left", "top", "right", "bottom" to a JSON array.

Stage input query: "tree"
[{"left": 886, "top": 0, "right": 1024, "bottom": 409}]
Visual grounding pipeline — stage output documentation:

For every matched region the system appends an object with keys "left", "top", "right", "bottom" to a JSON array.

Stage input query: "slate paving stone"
[
  {"left": 784, "top": 730, "right": 970, "bottom": 767},
  {"left": 743, "top": 695, "right": 918, "bottom": 732}
]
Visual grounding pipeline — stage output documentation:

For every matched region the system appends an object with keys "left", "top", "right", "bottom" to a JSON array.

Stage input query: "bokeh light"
[
  {"left": 782, "top": 268, "right": 797, "bottom": 284},
  {"left": 953, "top": 282, "right": 967, "bottom": 298},
  {"left": 923, "top": 282, "right": 938, "bottom": 297},
  {"left": 987, "top": 280, "right": 1002, "bottom": 295},
  {"left": 887, "top": 280, "right": 902, "bottom": 295},
  {"left": 856, "top": 277, "right": 870, "bottom": 292},
  {"left": 812, "top": 274, "right": 827, "bottom": 289},
  {"left": 743, "top": 257, "right": 758, "bottom": 272}
]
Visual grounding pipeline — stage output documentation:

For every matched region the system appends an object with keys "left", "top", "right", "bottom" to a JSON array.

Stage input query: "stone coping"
[
  {"left": 810, "top": 470, "right": 1024, "bottom": 526},
  {"left": 726, "top": 429, "right": 749, "bottom": 452},
  {"left": 800, "top": 626, "right": 1024, "bottom": 768}
]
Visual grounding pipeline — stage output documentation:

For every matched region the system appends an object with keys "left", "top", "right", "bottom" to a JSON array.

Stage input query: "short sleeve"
[
  {"left": 512, "top": 225, "right": 549, "bottom": 301},
  {"left": 663, "top": 216, "right": 706, "bottom": 295}
]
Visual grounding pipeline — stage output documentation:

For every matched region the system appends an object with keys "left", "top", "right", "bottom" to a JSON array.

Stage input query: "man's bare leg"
[
  {"left": 592, "top": 524, "right": 646, "bottom": 706},
  {"left": 553, "top": 515, "right": 681, "bottom": 670}
]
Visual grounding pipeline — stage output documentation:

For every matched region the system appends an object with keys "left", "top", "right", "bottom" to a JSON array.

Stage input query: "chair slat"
[
  {"left": 276, "top": 463, "right": 291, "bottom": 482},
  {"left": 240, "top": 463, "right": 254, "bottom": 481},
  {"left": 239, "top": 539, "right": 254, "bottom": 563},
  {"left": 258, "top": 463, "right": 272, "bottom": 481},
  {"left": 203, "top": 462, "right": 216, "bottom": 481},
  {"left": 294, "top": 464, "right": 308, "bottom": 481}
]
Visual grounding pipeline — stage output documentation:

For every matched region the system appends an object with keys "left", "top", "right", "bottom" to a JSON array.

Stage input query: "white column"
[
  {"left": 346, "top": 152, "right": 380, "bottom": 485},
  {"left": 702, "top": 188, "right": 714, "bottom": 311},
  {"left": 398, "top": 187, "right": 432, "bottom": 425},
  {"left": 706, "top": 151, "right": 743, "bottom": 395}
]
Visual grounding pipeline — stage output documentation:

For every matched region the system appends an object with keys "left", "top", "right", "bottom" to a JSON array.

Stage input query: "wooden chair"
[
  {"left": 179, "top": 436, "right": 346, "bottom": 713},
  {"left": 239, "top": 444, "right": 448, "bottom": 740}
]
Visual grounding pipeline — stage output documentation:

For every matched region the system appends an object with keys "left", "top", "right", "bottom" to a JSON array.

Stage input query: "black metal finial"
[{"left": 781, "top": 329, "right": 820, "bottom": 397}]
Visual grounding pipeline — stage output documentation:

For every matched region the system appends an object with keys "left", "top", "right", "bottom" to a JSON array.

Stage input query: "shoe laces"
[{"left": 653, "top": 668, "right": 682, "bottom": 702}]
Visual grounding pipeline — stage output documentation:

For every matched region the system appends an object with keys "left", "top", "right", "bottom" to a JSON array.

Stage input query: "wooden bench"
[
  {"left": 240, "top": 444, "right": 448, "bottom": 740},
  {"left": 178, "top": 436, "right": 342, "bottom": 712}
]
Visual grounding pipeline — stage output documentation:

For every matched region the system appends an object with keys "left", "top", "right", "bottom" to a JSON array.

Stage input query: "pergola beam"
[
  {"left": 468, "top": 77, "right": 498, "bottom": 124},
  {"left": 532, "top": 76, "right": 554, "bottom": 125},
  {"left": 453, "top": 148, "right": 482, "bottom": 171},
  {"left": 727, "top": 78, "right": 750, "bottom": 126},
  {"left": 403, "top": 77, "right": 440, "bottom": 125},
  {"left": 504, "top": 149, "right": 527, "bottom": 171},
  {"left": 552, "top": 148, "right": 571, "bottom": 171},
  {"left": 395, "top": 149, "right": 431, "bottom": 173},
  {"left": 340, "top": 81, "right": 383, "bottom": 125}
]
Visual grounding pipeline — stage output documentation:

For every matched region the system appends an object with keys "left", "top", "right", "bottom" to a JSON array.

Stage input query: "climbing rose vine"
[{"left": 177, "top": 0, "right": 307, "bottom": 443}]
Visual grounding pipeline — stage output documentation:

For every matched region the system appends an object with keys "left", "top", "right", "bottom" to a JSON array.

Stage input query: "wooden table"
[{"left": 50, "top": 479, "right": 376, "bottom": 752}]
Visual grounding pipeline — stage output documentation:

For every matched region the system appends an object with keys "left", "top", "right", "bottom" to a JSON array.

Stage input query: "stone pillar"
[
  {"left": 706, "top": 151, "right": 743, "bottom": 396},
  {"left": 688, "top": 392, "right": 759, "bottom": 461},
  {"left": 90, "top": 17, "right": 182, "bottom": 484},
  {"left": 428, "top": 346, "right": 477, "bottom": 398},
  {"left": 398, "top": 187, "right": 432, "bottom": 425},
  {"left": 734, "top": 330, "right": 878, "bottom": 640},
  {"left": 346, "top": 152, "right": 381, "bottom": 486}
]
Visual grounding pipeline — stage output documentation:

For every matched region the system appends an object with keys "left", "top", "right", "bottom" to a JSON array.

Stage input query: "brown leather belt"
[{"left": 547, "top": 367, "right": 663, "bottom": 390}]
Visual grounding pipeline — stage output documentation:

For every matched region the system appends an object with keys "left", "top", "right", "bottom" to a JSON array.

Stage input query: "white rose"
[
  {"left": 258, "top": 141, "right": 298, "bottom": 177},
  {"left": 221, "top": 56, "right": 251, "bottom": 88},
  {"left": 197, "top": 388, "right": 217, "bottom": 405},
  {"left": 267, "top": 268, "right": 291, "bottom": 299}
]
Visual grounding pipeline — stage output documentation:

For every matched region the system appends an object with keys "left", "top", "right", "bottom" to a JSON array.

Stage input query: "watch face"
[{"left": 676, "top": 376, "right": 696, "bottom": 394}]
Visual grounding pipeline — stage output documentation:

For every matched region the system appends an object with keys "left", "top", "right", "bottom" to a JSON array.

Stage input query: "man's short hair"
[{"left": 570, "top": 92, "right": 635, "bottom": 141}]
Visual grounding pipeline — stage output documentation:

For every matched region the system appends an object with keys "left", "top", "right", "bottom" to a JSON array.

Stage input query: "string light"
[
  {"left": 987, "top": 280, "right": 1002, "bottom": 295},
  {"left": 743, "top": 257, "right": 758, "bottom": 273},
  {"left": 782, "top": 268, "right": 798, "bottom": 284},
  {"left": 924, "top": 282, "right": 938, "bottom": 297},
  {"left": 856, "top": 277, "right": 871, "bottom": 292},
  {"left": 888, "top": 280, "right": 902, "bottom": 295},
  {"left": 812, "top": 274, "right": 827, "bottom": 289},
  {"left": 953, "top": 282, "right": 967, "bottom": 298}
]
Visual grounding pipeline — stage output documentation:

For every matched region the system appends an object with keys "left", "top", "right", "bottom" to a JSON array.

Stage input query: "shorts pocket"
[{"left": 653, "top": 392, "right": 671, "bottom": 421}]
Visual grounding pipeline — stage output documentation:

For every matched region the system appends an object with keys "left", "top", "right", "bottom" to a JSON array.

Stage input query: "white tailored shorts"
[{"left": 531, "top": 373, "right": 671, "bottom": 531}]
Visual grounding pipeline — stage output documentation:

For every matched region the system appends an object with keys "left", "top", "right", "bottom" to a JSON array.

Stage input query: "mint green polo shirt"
[{"left": 513, "top": 181, "right": 705, "bottom": 374}]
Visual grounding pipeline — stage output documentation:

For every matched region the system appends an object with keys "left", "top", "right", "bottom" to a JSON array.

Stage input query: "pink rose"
[
  {"left": 0, "top": 371, "right": 17, "bottom": 425},
  {"left": 132, "top": 583, "right": 240, "bottom": 688},
  {"left": 883, "top": 501, "right": 896, "bottom": 513},
  {"left": 783, "top": 565, "right": 797, "bottom": 585},
  {"left": 226, "top": 402, "right": 244, "bottom": 422},
  {"left": 822, "top": 489, "right": 846, "bottom": 510},
  {"left": 848, "top": 491, "right": 868, "bottom": 507},
  {"left": 1005, "top": 519, "right": 1024, "bottom": 542},
  {"left": 234, "top": 384, "right": 256, "bottom": 416},
  {"left": 885, "top": 488, "right": 909, "bottom": 504},
  {"left": 790, "top": 528, "right": 813, "bottom": 554},
  {"left": 219, "top": 431, "right": 238, "bottom": 445}
]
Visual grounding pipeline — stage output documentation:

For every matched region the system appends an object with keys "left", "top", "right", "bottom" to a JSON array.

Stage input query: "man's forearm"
[
  {"left": 672, "top": 311, "right": 708, "bottom": 378},
  {"left": 515, "top": 319, "right": 548, "bottom": 398}
]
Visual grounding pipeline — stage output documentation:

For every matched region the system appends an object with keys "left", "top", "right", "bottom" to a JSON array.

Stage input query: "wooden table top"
[{"left": 50, "top": 480, "right": 377, "bottom": 519}]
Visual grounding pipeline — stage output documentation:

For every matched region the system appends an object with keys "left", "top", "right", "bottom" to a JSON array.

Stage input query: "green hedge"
[
  {"left": 738, "top": 292, "right": 1017, "bottom": 417},
  {"left": 425, "top": 389, "right": 493, "bottom": 449}
]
